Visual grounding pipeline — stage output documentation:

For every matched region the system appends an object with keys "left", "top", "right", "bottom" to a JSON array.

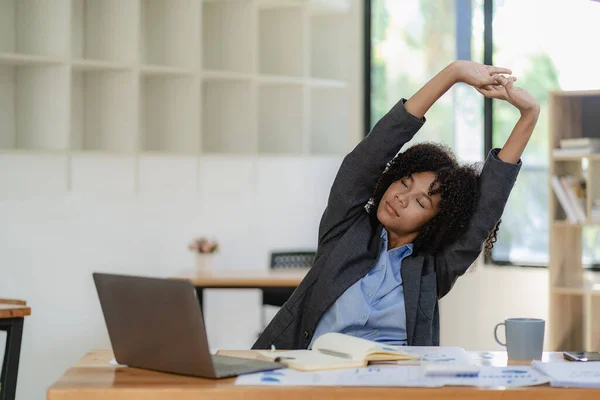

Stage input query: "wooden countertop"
[
  {"left": 175, "top": 268, "right": 310, "bottom": 288},
  {"left": 47, "top": 349, "right": 599, "bottom": 400},
  {"left": 0, "top": 304, "right": 31, "bottom": 319}
]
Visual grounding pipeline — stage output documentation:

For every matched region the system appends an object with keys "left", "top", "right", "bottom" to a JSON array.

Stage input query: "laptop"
[{"left": 93, "top": 272, "right": 283, "bottom": 378}]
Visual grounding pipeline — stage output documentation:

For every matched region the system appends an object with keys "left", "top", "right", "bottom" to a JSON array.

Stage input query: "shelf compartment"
[
  {"left": 203, "top": 0, "right": 256, "bottom": 73},
  {"left": 310, "top": 10, "right": 350, "bottom": 80},
  {"left": 70, "top": 153, "right": 136, "bottom": 193},
  {"left": 141, "top": 0, "right": 199, "bottom": 68},
  {"left": 258, "top": 84, "right": 304, "bottom": 154},
  {"left": 310, "top": 86, "right": 349, "bottom": 155},
  {"left": 259, "top": 7, "right": 305, "bottom": 77},
  {"left": 202, "top": 80, "right": 256, "bottom": 154},
  {"left": 0, "top": 65, "right": 69, "bottom": 150},
  {"left": 141, "top": 75, "right": 199, "bottom": 154},
  {"left": 71, "top": 0, "right": 138, "bottom": 63},
  {"left": 138, "top": 154, "right": 197, "bottom": 193},
  {"left": 71, "top": 70, "right": 136, "bottom": 152},
  {"left": 0, "top": 0, "right": 69, "bottom": 57}
]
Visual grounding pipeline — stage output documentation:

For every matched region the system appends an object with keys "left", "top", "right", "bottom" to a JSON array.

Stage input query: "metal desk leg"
[
  {"left": 195, "top": 287, "right": 204, "bottom": 316},
  {"left": 0, "top": 318, "right": 24, "bottom": 400}
]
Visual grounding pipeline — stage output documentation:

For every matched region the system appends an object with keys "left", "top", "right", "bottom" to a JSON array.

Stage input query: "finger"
[
  {"left": 496, "top": 75, "right": 510, "bottom": 86},
  {"left": 482, "top": 87, "right": 507, "bottom": 99},
  {"left": 482, "top": 75, "right": 501, "bottom": 85},
  {"left": 475, "top": 87, "right": 490, "bottom": 97},
  {"left": 476, "top": 87, "right": 501, "bottom": 99},
  {"left": 488, "top": 66, "right": 512, "bottom": 75},
  {"left": 505, "top": 76, "right": 516, "bottom": 90}
]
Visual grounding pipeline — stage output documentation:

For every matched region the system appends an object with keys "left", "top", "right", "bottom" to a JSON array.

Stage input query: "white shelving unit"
[
  {"left": 202, "top": 80, "right": 256, "bottom": 154},
  {"left": 0, "top": 0, "right": 69, "bottom": 57},
  {"left": 142, "top": 74, "right": 199, "bottom": 153},
  {"left": 203, "top": 0, "right": 256, "bottom": 74},
  {"left": 0, "top": 0, "right": 356, "bottom": 174},
  {"left": 0, "top": 64, "right": 69, "bottom": 150},
  {"left": 310, "top": 86, "right": 350, "bottom": 154},
  {"left": 259, "top": 6, "right": 305, "bottom": 78},
  {"left": 258, "top": 83, "right": 305, "bottom": 154},
  {"left": 142, "top": 0, "right": 199, "bottom": 69},
  {"left": 71, "top": 0, "right": 138, "bottom": 63},
  {"left": 71, "top": 70, "right": 136, "bottom": 153}
]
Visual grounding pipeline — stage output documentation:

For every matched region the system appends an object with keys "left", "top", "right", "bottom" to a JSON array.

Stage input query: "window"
[
  {"left": 369, "top": 0, "right": 484, "bottom": 163},
  {"left": 491, "top": 0, "right": 600, "bottom": 266},
  {"left": 367, "top": 0, "right": 600, "bottom": 267}
]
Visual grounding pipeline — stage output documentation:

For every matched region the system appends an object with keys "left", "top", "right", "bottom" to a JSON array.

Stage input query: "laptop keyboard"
[{"left": 212, "top": 354, "right": 280, "bottom": 377}]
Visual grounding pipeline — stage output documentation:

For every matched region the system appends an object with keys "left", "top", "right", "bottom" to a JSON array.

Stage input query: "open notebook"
[{"left": 257, "top": 332, "right": 419, "bottom": 371}]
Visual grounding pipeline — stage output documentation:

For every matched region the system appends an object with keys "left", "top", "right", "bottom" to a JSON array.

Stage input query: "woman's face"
[{"left": 376, "top": 171, "right": 442, "bottom": 235}]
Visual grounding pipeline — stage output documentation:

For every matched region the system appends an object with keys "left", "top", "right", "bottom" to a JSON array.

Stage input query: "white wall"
[
  {"left": 440, "top": 265, "right": 549, "bottom": 350},
  {"left": 0, "top": 153, "right": 344, "bottom": 400}
]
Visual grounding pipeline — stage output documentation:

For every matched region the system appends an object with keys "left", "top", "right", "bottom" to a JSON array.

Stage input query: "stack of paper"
[
  {"left": 237, "top": 365, "right": 550, "bottom": 388},
  {"left": 532, "top": 360, "right": 600, "bottom": 388}
]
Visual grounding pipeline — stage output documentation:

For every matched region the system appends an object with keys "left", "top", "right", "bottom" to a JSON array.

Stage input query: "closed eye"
[
  {"left": 402, "top": 176, "right": 410, "bottom": 189},
  {"left": 416, "top": 199, "right": 424, "bottom": 209}
]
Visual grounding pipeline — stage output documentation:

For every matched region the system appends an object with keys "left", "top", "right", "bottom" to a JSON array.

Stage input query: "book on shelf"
[
  {"left": 560, "top": 175, "right": 586, "bottom": 223},
  {"left": 551, "top": 175, "right": 586, "bottom": 224},
  {"left": 553, "top": 147, "right": 600, "bottom": 156},
  {"left": 560, "top": 137, "right": 600, "bottom": 149},
  {"left": 555, "top": 138, "right": 600, "bottom": 156}
]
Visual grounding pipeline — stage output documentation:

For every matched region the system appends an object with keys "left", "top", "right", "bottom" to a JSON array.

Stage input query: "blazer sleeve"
[
  {"left": 317, "top": 99, "right": 425, "bottom": 246},
  {"left": 435, "top": 148, "right": 522, "bottom": 299}
]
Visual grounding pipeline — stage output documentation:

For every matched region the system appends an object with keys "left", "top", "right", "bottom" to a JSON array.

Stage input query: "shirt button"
[
  {"left": 368, "top": 293, "right": 373, "bottom": 297},
  {"left": 303, "top": 330, "right": 311, "bottom": 340},
  {"left": 362, "top": 313, "right": 367, "bottom": 318}
]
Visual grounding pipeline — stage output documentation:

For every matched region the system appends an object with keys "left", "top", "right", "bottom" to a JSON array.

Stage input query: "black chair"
[{"left": 261, "top": 251, "right": 316, "bottom": 329}]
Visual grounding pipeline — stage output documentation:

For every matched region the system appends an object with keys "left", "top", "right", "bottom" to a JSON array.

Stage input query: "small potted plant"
[{"left": 188, "top": 237, "right": 219, "bottom": 273}]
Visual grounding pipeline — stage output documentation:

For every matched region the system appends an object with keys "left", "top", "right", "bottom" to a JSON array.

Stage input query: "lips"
[{"left": 385, "top": 201, "right": 400, "bottom": 217}]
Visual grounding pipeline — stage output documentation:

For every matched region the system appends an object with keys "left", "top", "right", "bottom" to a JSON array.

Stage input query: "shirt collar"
[{"left": 381, "top": 228, "right": 414, "bottom": 255}]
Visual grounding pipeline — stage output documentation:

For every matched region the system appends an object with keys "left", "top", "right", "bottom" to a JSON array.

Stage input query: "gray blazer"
[{"left": 253, "top": 99, "right": 521, "bottom": 350}]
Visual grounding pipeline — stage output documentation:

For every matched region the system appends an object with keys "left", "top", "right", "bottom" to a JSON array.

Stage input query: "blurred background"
[{"left": 0, "top": 0, "right": 599, "bottom": 399}]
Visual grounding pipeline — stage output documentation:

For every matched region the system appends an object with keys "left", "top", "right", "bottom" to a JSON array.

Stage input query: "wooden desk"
[
  {"left": 0, "top": 300, "right": 31, "bottom": 400},
  {"left": 47, "top": 349, "right": 599, "bottom": 400},
  {"left": 0, "top": 304, "right": 31, "bottom": 319},
  {"left": 176, "top": 269, "right": 309, "bottom": 312}
]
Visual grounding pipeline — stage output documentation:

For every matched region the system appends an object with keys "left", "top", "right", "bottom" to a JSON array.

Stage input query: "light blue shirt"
[{"left": 309, "top": 228, "right": 413, "bottom": 348}]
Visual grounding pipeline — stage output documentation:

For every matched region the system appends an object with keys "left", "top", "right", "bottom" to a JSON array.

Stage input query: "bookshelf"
[
  {"left": 548, "top": 90, "right": 600, "bottom": 352},
  {"left": 0, "top": 0, "right": 355, "bottom": 160}
]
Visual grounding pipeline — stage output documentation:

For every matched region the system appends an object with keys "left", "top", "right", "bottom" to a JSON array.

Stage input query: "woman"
[{"left": 253, "top": 60, "right": 540, "bottom": 349}]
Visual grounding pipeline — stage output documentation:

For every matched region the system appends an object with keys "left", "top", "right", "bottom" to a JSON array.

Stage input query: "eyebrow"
[{"left": 409, "top": 175, "right": 434, "bottom": 207}]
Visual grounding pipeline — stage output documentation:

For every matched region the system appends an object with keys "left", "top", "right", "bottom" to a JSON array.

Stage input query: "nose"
[{"left": 395, "top": 194, "right": 407, "bottom": 209}]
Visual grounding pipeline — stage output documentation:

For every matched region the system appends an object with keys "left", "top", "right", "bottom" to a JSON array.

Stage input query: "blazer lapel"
[{"left": 401, "top": 253, "right": 424, "bottom": 345}]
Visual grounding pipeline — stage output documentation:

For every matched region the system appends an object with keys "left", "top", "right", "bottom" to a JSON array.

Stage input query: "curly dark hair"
[{"left": 366, "top": 142, "right": 500, "bottom": 255}]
